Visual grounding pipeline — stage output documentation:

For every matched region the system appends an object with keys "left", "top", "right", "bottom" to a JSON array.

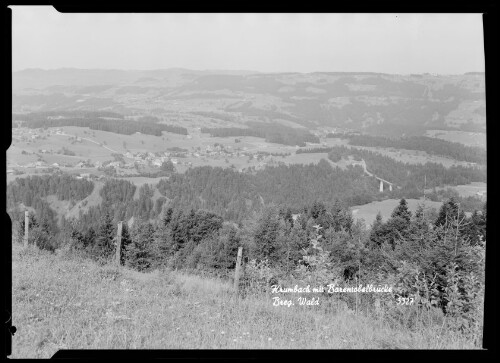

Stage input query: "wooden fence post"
[
  {"left": 234, "top": 247, "right": 243, "bottom": 294},
  {"left": 115, "top": 221, "right": 123, "bottom": 266},
  {"left": 24, "top": 210, "right": 29, "bottom": 248}
]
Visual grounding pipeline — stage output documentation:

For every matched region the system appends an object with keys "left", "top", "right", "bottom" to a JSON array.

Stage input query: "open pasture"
[
  {"left": 348, "top": 145, "right": 473, "bottom": 168},
  {"left": 11, "top": 243, "right": 474, "bottom": 357},
  {"left": 351, "top": 198, "right": 443, "bottom": 226},
  {"left": 426, "top": 130, "right": 486, "bottom": 149},
  {"left": 426, "top": 182, "right": 486, "bottom": 199}
]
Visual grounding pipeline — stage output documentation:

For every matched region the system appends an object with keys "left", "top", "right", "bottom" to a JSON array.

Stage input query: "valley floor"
[{"left": 11, "top": 243, "right": 477, "bottom": 357}]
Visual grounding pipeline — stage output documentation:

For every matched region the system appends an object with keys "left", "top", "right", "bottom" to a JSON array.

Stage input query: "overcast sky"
[{"left": 11, "top": 7, "right": 485, "bottom": 74}]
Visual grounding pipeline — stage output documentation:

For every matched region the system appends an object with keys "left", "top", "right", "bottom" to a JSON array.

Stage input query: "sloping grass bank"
[{"left": 11, "top": 244, "right": 476, "bottom": 357}]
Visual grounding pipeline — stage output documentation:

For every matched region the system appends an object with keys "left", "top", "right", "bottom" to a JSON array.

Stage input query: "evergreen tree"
[
  {"left": 391, "top": 198, "right": 412, "bottom": 222},
  {"left": 330, "top": 200, "right": 354, "bottom": 232},
  {"left": 463, "top": 207, "right": 486, "bottom": 246},
  {"left": 194, "top": 224, "right": 241, "bottom": 271},
  {"left": 120, "top": 223, "right": 132, "bottom": 265},
  {"left": 253, "top": 206, "right": 281, "bottom": 263},
  {"left": 309, "top": 201, "right": 327, "bottom": 220},
  {"left": 69, "top": 221, "right": 85, "bottom": 251},
  {"left": 189, "top": 210, "right": 224, "bottom": 244},
  {"left": 83, "top": 227, "right": 96, "bottom": 252},
  {"left": 435, "top": 197, "right": 465, "bottom": 228},
  {"left": 286, "top": 221, "right": 310, "bottom": 269},
  {"left": 368, "top": 212, "right": 385, "bottom": 247},
  {"left": 381, "top": 198, "right": 414, "bottom": 248},
  {"left": 30, "top": 225, "right": 53, "bottom": 251},
  {"left": 169, "top": 209, "right": 187, "bottom": 252},
  {"left": 278, "top": 206, "right": 294, "bottom": 226},
  {"left": 220, "top": 225, "right": 241, "bottom": 269},
  {"left": 92, "top": 211, "right": 115, "bottom": 262},
  {"left": 125, "top": 220, "right": 155, "bottom": 271},
  {"left": 152, "top": 221, "right": 174, "bottom": 268},
  {"left": 409, "top": 203, "right": 431, "bottom": 236},
  {"left": 162, "top": 207, "right": 174, "bottom": 226},
  {"left": 434, "top": 198, "right": 470, "bottom": 246}
]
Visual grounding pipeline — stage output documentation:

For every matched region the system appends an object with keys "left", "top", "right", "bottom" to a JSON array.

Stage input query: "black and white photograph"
[{"left": 7, "top": 8, "right": 488, "bottom": 356}]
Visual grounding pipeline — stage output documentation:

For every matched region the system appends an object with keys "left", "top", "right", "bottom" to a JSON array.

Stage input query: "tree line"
[
  {"left": 325, "top": 146, "right": 485, "bottom": 195},
  {"left": 8, "top": 152, "right": 485, "bottom": 242},
  {"left": 7, "top": 174, "right": 95, "bottom": 242},
  {"left": 13, "top": 110, "right": 125, "bottom": 120},
  {"left": 156, "top": 162, "right": 380, "bottom": 221},
  {"left": 296, "top": 145, "right": 485, "bottom": 199},
  {"left": 201, "top": 122, "right": 320, "bottom": 147},
  {"left": 347, "top": 134, "right": 486, "bottom": 165},
  {"left": 8, "top": 155, "right": 485, "bottom": 240},
  {"left": 7, "top": 174, "right": 94, "bottom": 210},
  {"left": 14, "top": 113, "right": 188, "bottom": 136}
]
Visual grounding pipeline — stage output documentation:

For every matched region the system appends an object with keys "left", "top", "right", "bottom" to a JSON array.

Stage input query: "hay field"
[
  {"left": 351, "top": 198, "right": 443, "bottom": 226},
  {"left": 426, "top": 130, "right": 486, "bottom": 149}
]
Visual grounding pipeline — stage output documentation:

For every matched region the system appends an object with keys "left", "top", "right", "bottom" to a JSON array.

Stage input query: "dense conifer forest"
[
  {"left": 347, "top": 134, "right": 486, "bottom": 164},
  {"left": 201, "top": 122, "right": 320, "bottom": 146},
  {"left": 13, "top": 111, "right": 188, "bottom": 136}
]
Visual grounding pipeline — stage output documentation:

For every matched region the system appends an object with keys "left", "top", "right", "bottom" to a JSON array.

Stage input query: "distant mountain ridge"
[
  {"left": 13, "top": 68, "right": 259, "bottom": 89},
  {"left": 12, "top": 68, "right": 486, "bottom": 137}
]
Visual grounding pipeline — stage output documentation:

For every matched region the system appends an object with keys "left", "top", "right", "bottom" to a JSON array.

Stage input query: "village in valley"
[{"left": 9, "top": 120, "right": 364, "bottom": 182}]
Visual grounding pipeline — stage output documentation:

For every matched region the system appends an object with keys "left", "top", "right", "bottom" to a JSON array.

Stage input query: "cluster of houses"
[
  {"left": 20, "top": 160, "right": 52, "bottom": 169},
  {"left": 12, "top": 125, "right": 346, "bottom": 178},
  {"left": 124, "top": 151, "right": 181, "bottom": 167},
  {"left": 194, "top": 144, "right": 258, "bottom": 159},
  {"left": 312, "top": 127, "right": 361, "bottom": 138},
  {"left": 11, "top": 127, "right": 43, "bottom": 143},
  {"left": 12, "top": 127, "right": 74, "bottom": 145}
]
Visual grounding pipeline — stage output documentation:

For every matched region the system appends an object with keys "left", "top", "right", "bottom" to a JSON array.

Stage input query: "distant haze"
[{"left": 11, "top": 7, "right": 484, "bottom": 74}]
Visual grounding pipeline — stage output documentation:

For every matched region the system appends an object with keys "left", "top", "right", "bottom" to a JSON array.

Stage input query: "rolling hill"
[{"left": 12, "top": 69, "right": 486, "bottom": 137}]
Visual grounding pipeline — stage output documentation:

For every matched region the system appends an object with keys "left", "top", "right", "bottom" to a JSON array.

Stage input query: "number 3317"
[{"left": 396, "top": 296, "right": 414, "bottom": 305}]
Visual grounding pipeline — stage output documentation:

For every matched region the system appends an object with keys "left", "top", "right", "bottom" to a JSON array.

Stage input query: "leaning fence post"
[
  {"left": 115, "top": 221, "right": 123, "bottom": 266},
  {"left": 234, "top": 246, "right": 243, "bottom": 294},
  {"left": 24, "top": 210, "right": 29, "bottom": 248}
]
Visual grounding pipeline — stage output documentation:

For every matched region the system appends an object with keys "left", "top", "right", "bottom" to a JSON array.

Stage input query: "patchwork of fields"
[
  {"left": 425, "top": 182, "right": 486, "bottom": 199},
  {"left": 426, "top": 130, "right": 486, "bottom": 149}
]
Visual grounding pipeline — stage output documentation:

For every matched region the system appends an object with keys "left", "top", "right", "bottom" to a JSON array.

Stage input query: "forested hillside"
[
  {"left": 8, "top": 155, "right": 486, "bottom": 233},
  {"left": 201, "top": 122, "right": 320, "bottom": 147},
  {"left": 13, "top": 112, "right": 188, "bottom": 136},
  {"left": 7, "top": 174, "right": 94, "bottom": 207},
  {"left": 326, "top": 146, "right": 485, "bottom": 192},
  {"left": 347, "top": 134, "right": 486, "bottom": 164},
  {"left": 8, "top": 153, "right": 486, "bottom": 257}
]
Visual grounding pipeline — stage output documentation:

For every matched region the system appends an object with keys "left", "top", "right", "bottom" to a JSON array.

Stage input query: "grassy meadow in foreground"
[{"left": 11, "top": 243, "right": 477, "bottom": 357}]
